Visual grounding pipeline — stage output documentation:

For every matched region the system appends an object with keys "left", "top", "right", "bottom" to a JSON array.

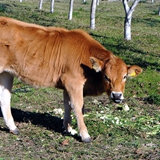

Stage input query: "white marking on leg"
[
  {"left": 0, "top": 72, "right": 17, "bottom": 133},
  {"left": 68, "top": 126, "right": 77, "bottom": 135},
  {"left": 0, "top": 87, "right": 17, "bottom": 131}
]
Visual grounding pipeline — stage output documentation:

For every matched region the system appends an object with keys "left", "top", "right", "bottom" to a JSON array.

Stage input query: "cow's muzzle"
[{"left": 110, "top": 91, "right": 124, "bottom": 103}]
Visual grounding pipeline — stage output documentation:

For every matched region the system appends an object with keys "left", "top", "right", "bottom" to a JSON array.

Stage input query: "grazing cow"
[{"left": 0, "top": 16, "right": 142, "bottom": 142}]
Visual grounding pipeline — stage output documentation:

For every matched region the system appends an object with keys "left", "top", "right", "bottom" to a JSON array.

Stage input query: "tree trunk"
[
  {"left": 20, "top": 0, "right": 22, "bottom": 2},
  {"left": 159, "top": 7, "right": 160, "bottom": 16},
  {"left": 124, "top": 17, "right": 132, "bottom": 40},
  {"left": 122, "top": 0, "right": 140, "bottom": 40},
  {"left": 68, "top": 0, "right": 74, "bottom": 20},
  {"left": 39, "top": 0, "right": 43, "bottom": 10},
  {"left": 97, "top": 0, "right": 100, "bottom": 6},
  {"left": 151, "top": 0, "right": 154, "bottom": 3},
  {"left": 50, "top": 0, "right": 55, "bottom": 13},
  {"left": 90, "top": 0, "right": 97, "bottom": 29}
]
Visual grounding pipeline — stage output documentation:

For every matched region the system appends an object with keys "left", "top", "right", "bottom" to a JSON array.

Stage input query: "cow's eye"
[
  {"left": 104, "top": 75, "right": 110, "bottom": 82},
  {"left": 123, "top": 75, "right": 127, "bottom": 80}
]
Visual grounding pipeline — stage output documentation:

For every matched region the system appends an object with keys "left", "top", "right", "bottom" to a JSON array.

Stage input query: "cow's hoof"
[
  {"left": 81, "top": 136, "right": 91, "bottom": 143},
  {"left": 10, "top": 128, "right": 19, "bottom": 135}
]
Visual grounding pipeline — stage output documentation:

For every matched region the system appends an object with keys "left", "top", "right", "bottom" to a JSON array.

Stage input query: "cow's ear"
[
  {"left": 90, "top": 57, "right": 104, "bottom": 72},
  {"left": 127, "top": 65, "right": 142, "bottom": 77}
]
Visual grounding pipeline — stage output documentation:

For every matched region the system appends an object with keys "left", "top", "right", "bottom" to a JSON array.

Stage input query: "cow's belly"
[{"left": 4, "top": 64, "right": 58, "bottom": 87}]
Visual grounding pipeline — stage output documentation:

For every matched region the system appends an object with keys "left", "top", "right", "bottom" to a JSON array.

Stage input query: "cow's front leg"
[
  {"left": 63, "top": 90, "right": 85, "bottom": 136},
  {"left": 0, "top": 72, "right": 19, "bottom": 134},
  {"left": 66, "top": 85, "right": 91, "bottom": 143}
]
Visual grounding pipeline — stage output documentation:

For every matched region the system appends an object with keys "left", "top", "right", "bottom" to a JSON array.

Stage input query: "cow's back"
[
  {"left": 0, "top": 17, "right": 111, "bottom": 90},
  {"left": 0, "top": 17, "right": 68, "bottom": 86}
]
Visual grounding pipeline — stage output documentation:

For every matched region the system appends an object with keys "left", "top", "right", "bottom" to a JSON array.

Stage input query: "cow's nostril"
[
  {"left": 114, "top": 93, "right": 120, "bottom": 99},
  {"left": 110, "top": 92, "right": 123, "bottom": 103},
  {"left": 111, "top": 92, "right": 123, "bottom": 100},
  {"left": 116, "top": 93, "right": 122, "bottom": 98}
]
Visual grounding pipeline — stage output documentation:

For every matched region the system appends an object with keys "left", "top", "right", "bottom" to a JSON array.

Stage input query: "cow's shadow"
[{"left": 0, "top": 108, "right": 81, "bottom": 141}]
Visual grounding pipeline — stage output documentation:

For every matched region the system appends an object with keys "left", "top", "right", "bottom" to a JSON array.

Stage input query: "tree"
[
  {"left": 20, "top": 0, "right": 22, "bottom": 2},
  {"left": 90, "top": 0, "right": 97, "bottom": 29},
  {"left": 39, "top": 0, "right": 43, "bottom": 10},
  {"left": 122, "top": 0, "right": 140, "bottom": 40},
  {"left": 159, "top": 7, "right": 160, "bottom": 16},
  {"left": 50, "top": 0, "right": 55, "bottom": 13},
  {"left": 68, "top": 0, "right": 74, "bottom": 20},
  {"left": 97, "top": 0, "right": 100, "bottom": 6}
]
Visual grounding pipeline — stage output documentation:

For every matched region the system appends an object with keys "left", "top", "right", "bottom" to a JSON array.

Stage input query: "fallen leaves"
[{"left": 61, "top": 139, "right": 69, "bottom": 146}]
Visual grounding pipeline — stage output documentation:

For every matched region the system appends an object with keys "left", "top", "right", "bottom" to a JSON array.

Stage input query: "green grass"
[{"left": 0, "top": 0, "right": 160, "bottom": 159}]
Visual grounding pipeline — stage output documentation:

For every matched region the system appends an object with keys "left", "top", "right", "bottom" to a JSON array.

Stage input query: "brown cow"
[{"left": 0, "top": 16, "right": 142, "bottom": 142}]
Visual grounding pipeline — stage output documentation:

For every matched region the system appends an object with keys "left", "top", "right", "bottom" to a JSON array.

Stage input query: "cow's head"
[{"left": 90, "top": 56, "right": 142, "bottom": 103}]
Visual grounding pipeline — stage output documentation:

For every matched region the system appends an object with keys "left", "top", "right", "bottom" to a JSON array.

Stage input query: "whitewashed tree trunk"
[
  {"left": 20, "top": 0, "right": 22, "bottom": 2},
  {"left": 39, "top": 0, "right": 43, "bottom": 10},
  {"left": 50, "top": 0, "right": 55, "bottom": 13},
  {"left": 68, "top": 0, "right": 74, "bottom": 20},
  {"left": 159, "top": 7, "right": 160, "bottom": 16},
  {"left": 97, "top": 0, "right": 100, "bottom": 6},
  {"left": 84, "top": 0, "right": 86, "bottom": 3},
  {"left": 90, "top": 0, "right": 97, "bottom": 29},
  {"left": 151, "top": 0, "right": 154, "bottom": 3},
  {"left": 122, "top": 0, "right": 140, "bottom": 40}
]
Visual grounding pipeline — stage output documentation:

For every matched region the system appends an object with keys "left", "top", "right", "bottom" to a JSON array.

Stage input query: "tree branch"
[
  {"left": 128, "top": 0, "right": 140, "bottom": 18},
  {"left": 122, "top": 0, "right": 130, "bottom": 14}
]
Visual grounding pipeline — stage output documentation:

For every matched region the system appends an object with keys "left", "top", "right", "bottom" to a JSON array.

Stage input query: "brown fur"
[
  {"left": 0, "top": 17, "right": 110, "bottom": 87},
  {"left": 0, "top": 17, "right": 142, "bottom": 142}
]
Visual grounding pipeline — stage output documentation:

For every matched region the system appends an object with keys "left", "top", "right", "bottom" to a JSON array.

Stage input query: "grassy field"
[{"left": 0, "top": 0, "right": 160, "bottom": 159}]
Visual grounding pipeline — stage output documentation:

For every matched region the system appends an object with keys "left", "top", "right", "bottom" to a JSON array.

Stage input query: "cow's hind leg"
[
  {"left": 0, "top": 72, "right": 19, "bottom": 134},
  {"left": 63, "top": 90, "right": 72, "bottom": 133}
]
